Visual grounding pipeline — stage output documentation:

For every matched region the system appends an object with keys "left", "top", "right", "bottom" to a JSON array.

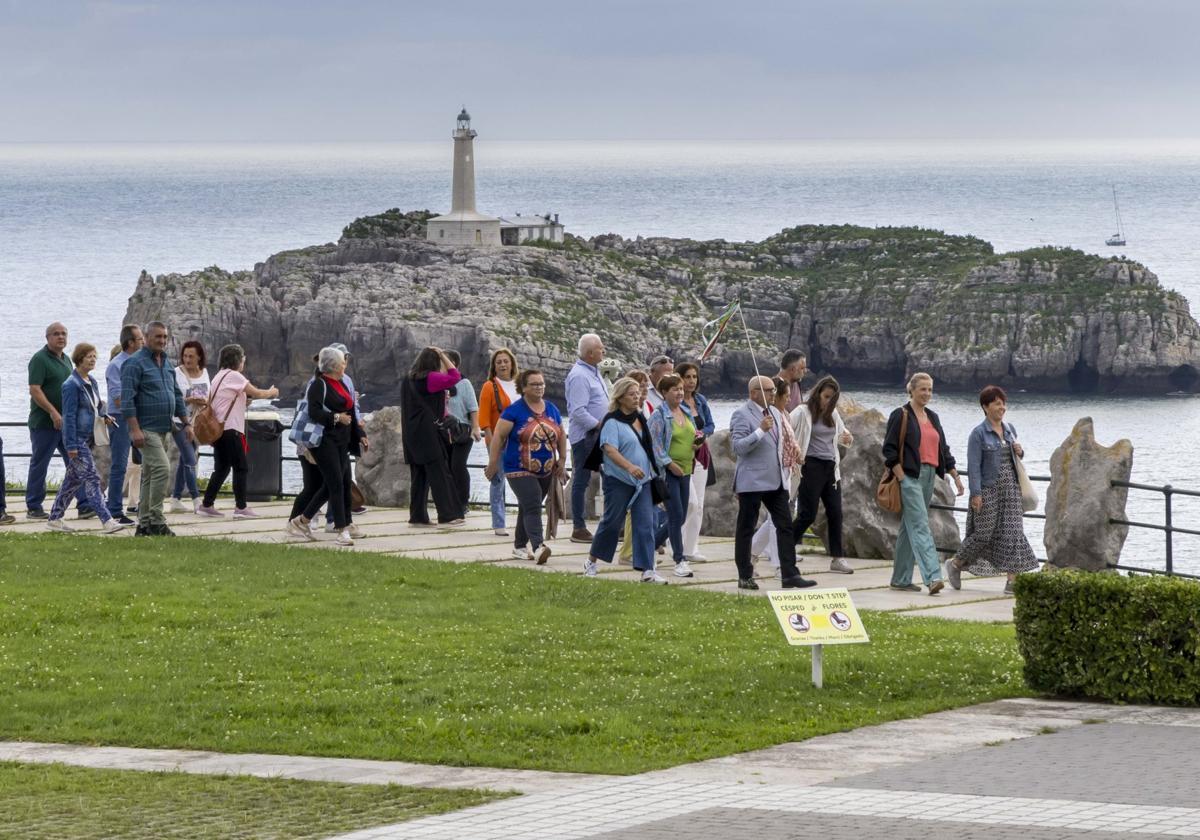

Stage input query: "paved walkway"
[
  {"left": 4, "top": 699, "right": 1198, "bottom": 838},
  {"left": 1, "top": 494, "right": 1017, "bottom": 622}
]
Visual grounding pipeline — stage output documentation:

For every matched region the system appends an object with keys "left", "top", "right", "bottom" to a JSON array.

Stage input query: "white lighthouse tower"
[{"left": 426, "top": 108, "right": 501, "bottom": 246}]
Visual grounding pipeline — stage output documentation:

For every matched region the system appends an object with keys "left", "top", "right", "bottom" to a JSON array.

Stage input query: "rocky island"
[{"left": 124, "top": 209, "right": 1200, "bottom": 401}]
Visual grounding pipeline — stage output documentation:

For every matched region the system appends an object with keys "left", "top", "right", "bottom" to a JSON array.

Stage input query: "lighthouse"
[{"left": 426, "top": 108, "right": 502, "bottom": 246}]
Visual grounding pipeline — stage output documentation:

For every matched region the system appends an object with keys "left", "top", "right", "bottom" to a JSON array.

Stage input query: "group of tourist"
[
  {"left": 549, "top": 333, "right": 1035, "bottom": 592},
  {"left": 4, "top": 321, "right": 1039, "bottom": 594},
  {"left": 8, "top": 321, "right": 277, "bottom": 537}
]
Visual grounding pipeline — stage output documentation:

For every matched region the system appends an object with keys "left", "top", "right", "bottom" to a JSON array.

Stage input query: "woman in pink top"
[
  {"left": 196, "top": 344, "right": 279, "bottom": 518},
  {"left": 400, "top": 346, "right": 465, "bottom": 526}
]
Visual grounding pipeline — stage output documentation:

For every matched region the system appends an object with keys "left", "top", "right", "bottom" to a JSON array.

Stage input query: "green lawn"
[
  {"left": 0, "top": 761, "right": 503, "bottom": 839},
  {"left": 0, "top": 533, "right": 1029, "bottom": 774}
]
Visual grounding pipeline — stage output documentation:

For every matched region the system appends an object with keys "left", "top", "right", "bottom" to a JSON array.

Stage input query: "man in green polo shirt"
[{"left": 26, "top": 322, "right": 92, "bottom": 518}]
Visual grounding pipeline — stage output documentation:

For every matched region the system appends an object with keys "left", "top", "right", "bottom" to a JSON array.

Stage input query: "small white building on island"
[
  {"left": 498, "top": 213, "right": 565, "bottom": 245},
  {"left": 426, "top": 108, "right": 564, "bottom": 247}
]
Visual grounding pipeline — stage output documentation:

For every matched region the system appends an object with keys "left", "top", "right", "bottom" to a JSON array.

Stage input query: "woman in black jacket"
[
  {"left": 401, "top": 346, "right": 465, "bottom": 527},
  {"left": 881, "top": 372, "right": 964, "bottom": 595},
  {"left": 286, "top": 346, "right": 366, "bottom": 546}
]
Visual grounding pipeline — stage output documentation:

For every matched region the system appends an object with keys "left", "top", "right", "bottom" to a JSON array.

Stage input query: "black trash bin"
[{"left": 245, "top": 410, "right": 285, "bottom": 502}]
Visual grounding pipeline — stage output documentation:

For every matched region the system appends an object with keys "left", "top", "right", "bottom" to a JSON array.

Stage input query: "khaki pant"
[{"left": 138, "top": 431, "right": 170, "bottom": 528}]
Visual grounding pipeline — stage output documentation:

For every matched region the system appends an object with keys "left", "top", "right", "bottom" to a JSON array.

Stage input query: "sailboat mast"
[{"left": 1112, "top": 184, "right": 1125, "bottom": 237}]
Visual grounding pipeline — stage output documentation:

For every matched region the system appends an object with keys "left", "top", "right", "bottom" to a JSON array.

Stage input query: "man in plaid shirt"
[{"left": 122, "top": 321, "right": 191, "bottom": 536}]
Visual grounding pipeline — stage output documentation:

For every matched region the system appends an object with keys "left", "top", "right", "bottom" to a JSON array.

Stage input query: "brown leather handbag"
[
  {"left": 192, "top": 370, "right": 236, "bottom": 446},
  {"left": 876, "top": 406, "right": 909, "bottom": 513}
]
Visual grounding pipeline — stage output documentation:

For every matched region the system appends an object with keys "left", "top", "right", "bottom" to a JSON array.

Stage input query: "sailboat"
[{"left": 1105, "top": 185, "right": 1127, "bottom": 247}]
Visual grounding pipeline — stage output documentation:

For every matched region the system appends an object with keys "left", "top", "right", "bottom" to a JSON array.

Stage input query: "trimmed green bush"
[{"left": 1014, "top": 571, "right": 1200, "bottom": 705}]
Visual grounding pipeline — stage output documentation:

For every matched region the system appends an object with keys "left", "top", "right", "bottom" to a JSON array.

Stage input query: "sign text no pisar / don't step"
[{"left": 768, "top": 587, "right": 869, "bottom": 646}]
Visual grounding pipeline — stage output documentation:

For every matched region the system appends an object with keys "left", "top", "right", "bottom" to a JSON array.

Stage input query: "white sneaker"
[
  {"left": 829, "top": 558, "right": 855, "bottom": 574},
  {"left": 494, "top": 527, "right": 510, "bottom": 536},
  {"left": 347, "top": 523, "right": 363, "bottom": 539},
  {"left": 534, "top": 544, "right": 552, "bottom": 565},
  {"left": 443, "top": 518, "right": 467, "bottom": 527},
  {"left": 583, "top": 559, "right": 598, "bottom": 577},
  {"left": 193, "top": 499, "right": 202, "bottom": 515},
  {"left": 232, "top": 507, "right": 260, "bottom": 519},
  {"left": 286, "top": 517, "right": 316, "bottom": 541},
  {"left": 102, "top": 519, "right": 127, "bottom": 534},
  {"left": 511, "top": 547, "right": 533, "bottom": 561},
  {"left": 673, "top": 560, "right": 694, "bottom": 578},
  {"left": 687, "top": 552, "right": 708, "bottom": 562},
  {"left": 48, "top": 518, "right": 74, "bottom": 532},
  {"left": 641, "top": 570, "right": 669, "bottom": 585},
  {"left": 167, "top": 498, "right": 187, "bottom": 513},
  {"left": 335, "top": 529, "right": 355, "bottom": 547},
  {"left": 324, "top": 521, "right": 337, "bottom": 533}
]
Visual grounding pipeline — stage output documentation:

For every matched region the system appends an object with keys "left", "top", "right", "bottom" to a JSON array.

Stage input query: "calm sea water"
[{"left": 1, "top": 141, "right": 1197, "bottom": 569}]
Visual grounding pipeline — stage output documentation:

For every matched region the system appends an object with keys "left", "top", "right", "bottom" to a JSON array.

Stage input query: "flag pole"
[{"left": 736, "top": 300, "right": 771, "bottom": 414}]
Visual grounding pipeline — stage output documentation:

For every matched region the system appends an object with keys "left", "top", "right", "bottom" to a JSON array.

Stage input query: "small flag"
[{"left": 700, "top": 301, "right": 740, "bottom": 361}]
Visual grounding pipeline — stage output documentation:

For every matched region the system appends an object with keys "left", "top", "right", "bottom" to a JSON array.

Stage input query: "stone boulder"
[
  {"left": 356, "top": 407, "right": 411, "bottom": 507},
  {"left": 1043, "top": 417, "right": 1132, "bottom": 571},
  {"left": 700, "top": 406, "right": 961, "bottom": 560}
]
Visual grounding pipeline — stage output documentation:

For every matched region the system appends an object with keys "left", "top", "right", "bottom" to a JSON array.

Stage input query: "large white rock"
[
  {"left": 356, "top": 406, "right": 411, "bottom": 508},
  {"left": 1043, "top": 417, "right": 1132, "bottom": 572}
]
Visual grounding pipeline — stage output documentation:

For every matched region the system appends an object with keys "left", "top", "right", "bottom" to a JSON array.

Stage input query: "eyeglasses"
[{"left": 525, "top": 382, "right": 546, "bottom": 388}]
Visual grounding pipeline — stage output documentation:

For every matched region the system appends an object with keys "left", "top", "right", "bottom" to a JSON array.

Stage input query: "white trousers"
[{"left": 681, "top": 462, "right": 709, "bottom": 557}]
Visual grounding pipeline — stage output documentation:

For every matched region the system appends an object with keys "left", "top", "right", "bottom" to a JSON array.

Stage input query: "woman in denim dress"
[{"left": 946, "top": 385, "right": 1037, "bottom": 593}]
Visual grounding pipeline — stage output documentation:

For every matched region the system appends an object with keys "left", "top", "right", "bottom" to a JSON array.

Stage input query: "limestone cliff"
[{"left": 123, "top": 210, "right": 1200, "bottom": 404}]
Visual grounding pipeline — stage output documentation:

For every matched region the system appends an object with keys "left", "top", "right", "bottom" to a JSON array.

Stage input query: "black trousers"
[
  {"left": 449, "top": 439, "right": 473, "bottom": 516},
  {"left": 409, "top": 454, "right": 459, "bottom": 524},
  {"left": 304, "top": 439, "right": 352, "bottom": 529},
  {"left": 202, "top": 430, "right": 247, "bottom": 509},
  {"left": 290, "top": 455, "right": 327, "bottom": 521},
  {"left": 735, "top": 484, "right": 798, "bottom": 580},
  {"left": 793, "top": 457, "right": 844, "bottom": 557}
]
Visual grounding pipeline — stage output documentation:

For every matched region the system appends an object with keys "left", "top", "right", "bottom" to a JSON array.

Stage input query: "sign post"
[{"left": 767, "top": 587, "right": 868, "bottom": 688}]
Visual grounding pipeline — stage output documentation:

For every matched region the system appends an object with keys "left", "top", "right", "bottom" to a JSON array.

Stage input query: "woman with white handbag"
[
  {"left": 47, "top": 343, "right": 125, "bottom": 533},
  {"left": 946, "top": 385, "right": 1039, "bottom": 594}
]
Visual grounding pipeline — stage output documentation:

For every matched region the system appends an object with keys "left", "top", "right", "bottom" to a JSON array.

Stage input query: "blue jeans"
[
  {"left": 171, "top": 427, "right": 199, "bottom": 499},
  {"left": 570, "top": 433, "right": 597, "bottom": 529},
  {"left": 26, "top": 427, "right": 88, "bottom": 514},
  {"left": 892, "top": 465, "right": 944, "bottom": 586},
  {"left": 664, "top": 471, "right": 691, "bottom": 563},
  {"left": 107, "top": 415, "right": 131, "bottom": 518},
  {"left": 489, "top": 464, "right": 507, "bottom": 529},
  {"left": 589, "top": 474, "right": 659, "bottom": 571}
]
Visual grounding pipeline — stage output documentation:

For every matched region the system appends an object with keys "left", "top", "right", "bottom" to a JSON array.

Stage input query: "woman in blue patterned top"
[{"left": 485, "top": 369, "right": 566, "bottom": 565}]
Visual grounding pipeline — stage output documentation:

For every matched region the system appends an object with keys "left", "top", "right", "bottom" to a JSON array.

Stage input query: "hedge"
[{"left": 1013, "top": 571, "right": 1200, "bottom": 705}]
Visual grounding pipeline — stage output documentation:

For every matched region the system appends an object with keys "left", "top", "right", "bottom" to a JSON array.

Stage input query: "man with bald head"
[
  {"left": 565, "top": 332, "right": 609, "bottom": 542},
  {"left": 729, "top": 374, "right": 815, "bottom": 590},
  {"left": 26, "top": 322, "right": 93, "bottom": 518}
]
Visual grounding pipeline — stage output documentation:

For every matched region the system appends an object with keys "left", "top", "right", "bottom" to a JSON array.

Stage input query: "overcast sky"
[{"left": 3, "top": 0, "right": 1198, "bottom": 141}]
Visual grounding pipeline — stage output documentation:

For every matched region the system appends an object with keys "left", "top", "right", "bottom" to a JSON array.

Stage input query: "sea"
[{"left": 1, "top": 140, "right": 1198, "bottom": 572}]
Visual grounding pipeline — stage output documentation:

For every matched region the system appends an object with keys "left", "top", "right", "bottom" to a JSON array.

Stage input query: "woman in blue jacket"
[
  {"left": 48, "top": 343, "right": 125, "bottom": 533},
  {"left": 946, "top": 385, "right": 1037, "bottom": 593}
]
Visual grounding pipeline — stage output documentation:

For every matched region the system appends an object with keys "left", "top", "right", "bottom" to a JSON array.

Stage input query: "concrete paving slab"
[{"left": 898, "top": 597, "right": 1016, "bottom": 623}]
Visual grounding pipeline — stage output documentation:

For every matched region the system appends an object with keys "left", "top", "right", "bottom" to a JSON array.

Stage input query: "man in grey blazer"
[{"left": 731, "top": 376, "right": 816, "bottom": 590}]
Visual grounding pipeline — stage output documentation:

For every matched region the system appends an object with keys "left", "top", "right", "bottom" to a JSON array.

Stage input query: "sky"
[{"left": 2, "top": 0, "right": 1199, "bottom": 141}]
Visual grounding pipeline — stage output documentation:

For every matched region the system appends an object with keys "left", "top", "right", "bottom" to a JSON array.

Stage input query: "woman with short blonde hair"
[{"left": 881, "top": 372, "right": 964, "bottom": 595}]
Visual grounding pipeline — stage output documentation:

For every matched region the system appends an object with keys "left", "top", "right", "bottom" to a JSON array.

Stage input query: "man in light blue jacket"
[{"left": 731, "top": 375, "right": 815, "bottom": 590}]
